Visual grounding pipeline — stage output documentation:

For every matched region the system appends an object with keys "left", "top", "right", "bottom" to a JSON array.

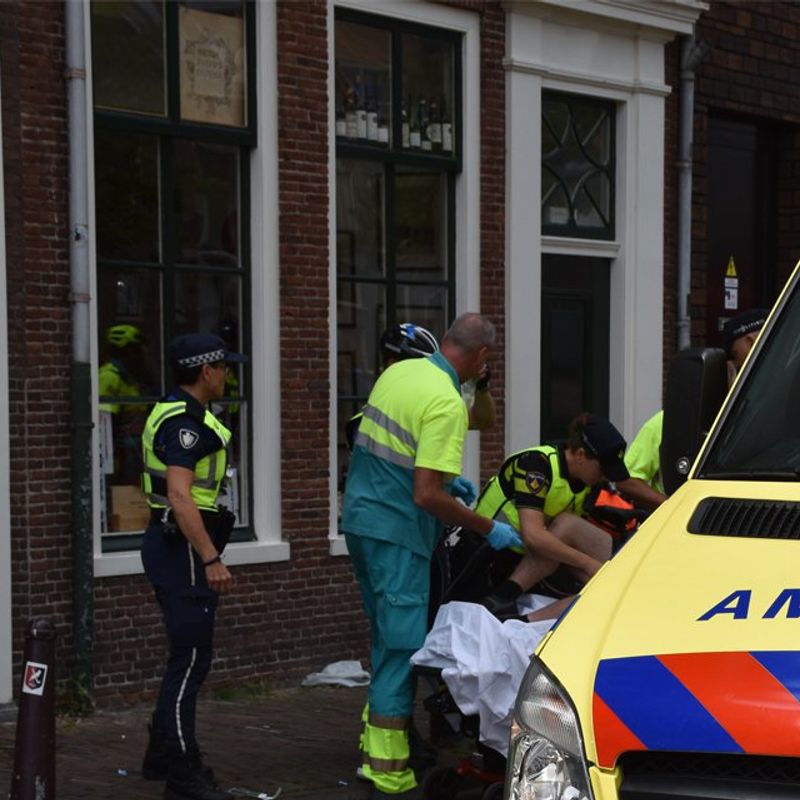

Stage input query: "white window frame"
[
  {"left": 505, "top": 2, "right": 701, "bottom": 451},
  {"left": 327, "top": 0, "right": 482, "bottom": 555},
  {"left": 89, "top": 0, "right": 288, "bottom": 577},
  {"left": 0, "top": 71, "right": 12, "bottom": 704}
]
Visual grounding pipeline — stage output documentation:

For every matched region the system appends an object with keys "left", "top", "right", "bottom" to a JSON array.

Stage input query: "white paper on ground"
[
  {"left": 410, "top": 597, "right": 554, "bottom": 756},
  {"left": 301, "top": 659, "right": 371, "bottom": 688}
]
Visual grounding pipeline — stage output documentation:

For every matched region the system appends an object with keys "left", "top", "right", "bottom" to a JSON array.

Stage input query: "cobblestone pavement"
[{"left": 0, "top": 683, "right": 479, "bottom": 800}]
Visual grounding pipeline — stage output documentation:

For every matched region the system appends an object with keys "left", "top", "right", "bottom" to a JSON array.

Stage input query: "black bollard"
[{"left": 10, "top": 618, "right": 56, "bottom": 800}]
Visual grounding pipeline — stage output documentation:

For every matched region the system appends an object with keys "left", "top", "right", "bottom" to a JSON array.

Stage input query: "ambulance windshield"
[{"left": 699, "top": 281, "right": 800, "bottom": 480}]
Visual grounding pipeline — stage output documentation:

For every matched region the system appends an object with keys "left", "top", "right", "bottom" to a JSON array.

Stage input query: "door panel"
[{"left": 541, "top": 255, "right": 610, "bottom": 443}]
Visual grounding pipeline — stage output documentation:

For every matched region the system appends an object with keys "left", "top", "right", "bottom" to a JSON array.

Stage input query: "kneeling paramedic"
[
  {"left": 341, "top": 313, "right": 522, "bottom": 799},
  {"left": 140, "top": 333, "right": 246, "bottom": 800}
]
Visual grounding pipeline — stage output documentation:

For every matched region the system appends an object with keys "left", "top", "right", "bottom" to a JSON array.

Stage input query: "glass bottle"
[
  {"left": 441, "top": 98, "right": 453, "bottom": 153},
  {"left": 377, "top": 101, "right": 389, "bottom": 145},
  {"left": 344, "top": 87, "right": 357, "bottom": 139},
  {"left": 409, "top": 98, "right": 421, "bottom": 150},
  {"left": 419, "top": 96, "right": 431, "bottom": 152},
  {"left": 355, "top": 73, "right": 367, "bottom": 140},
  {"left": 335, "top": 95, "right": 346, "bottom": 138},
  {"left": 401, "top": 98, "right": 410, "bottom": 149},
  {"left": 428, "top": 96, "right": 442, "bottom": 153},
  {"left": 366, "top": 84, "right": 378, "bottom": 142}
]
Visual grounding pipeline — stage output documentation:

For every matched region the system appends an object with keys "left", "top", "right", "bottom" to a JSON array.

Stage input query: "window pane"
[
  {"left": 174, "top": 270, "right": 241, "bottom": 344},
  {"left": 175, "top": 140, "right": 240, "bottom": 266},
  {"left": 96, "top": 130, "right": 160, "bottom": 262},
  {"left": 97, "top": 267, "right": 163, "bottom": 397},
  {"left": 92, "top": 1, "right": 166, "bottom": 116},
  {"left": 402, "top": 33, "right": 455, "bottom": 154},
  {"left": 335, "top": 20, "right": 392, "bottom": 147},
  {"left": 396, "top": 285, "right": 448, "bottom": 341},
  {"left": 179, "top": 1, "right": 247, "bottom": 127},
  {"left": 542, "top": 92, "right": 614, "bottom": 238},
  {"left": 336, "top": 159, "right": 386, "bottom": 278},
  {"left": 395, "top": 169, "right": 447, "bottom": 281},
  {"left": 337, "top": 282, "right": 386, "bottom": 399},
  {"left": 97, "top": 265, "right": 162, "bottom": 535}
]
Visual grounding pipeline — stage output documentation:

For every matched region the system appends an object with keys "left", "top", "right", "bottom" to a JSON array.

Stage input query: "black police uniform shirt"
[
  {"left": 501, "top": 444, "right": 586, "bottom": 513},
  {"left": 154, "top": 387, "right": 224, "bottom": 472}
]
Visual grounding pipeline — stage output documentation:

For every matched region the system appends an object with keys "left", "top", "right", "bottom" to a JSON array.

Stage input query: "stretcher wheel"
[
  {"left": 421, "top": 766, "right": 460, "bottom": 800},
  {"left": 481, "top": 781, "right": 504, "bottom": 800}
]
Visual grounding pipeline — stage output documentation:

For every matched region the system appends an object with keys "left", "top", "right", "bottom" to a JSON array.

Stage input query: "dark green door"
[{"left": 540, "top": 254, "right": 610, "bottom": 443}]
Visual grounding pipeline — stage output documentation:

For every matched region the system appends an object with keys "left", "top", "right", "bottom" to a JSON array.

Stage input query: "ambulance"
[{"left": 505, "top": 264, "right": 800, "bottom": 800}]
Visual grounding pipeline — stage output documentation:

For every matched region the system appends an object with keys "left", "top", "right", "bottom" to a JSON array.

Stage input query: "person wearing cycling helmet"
[
  {"left": 345, "top": 323, "right": 494, "bottom": 450},
  {"left": 99, "top": 324, "right": 152, "bottom": 488}
]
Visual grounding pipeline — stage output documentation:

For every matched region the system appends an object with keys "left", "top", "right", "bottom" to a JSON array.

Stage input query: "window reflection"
[{"left": 175, "top": 140, "right": 240, "bottom": 267}]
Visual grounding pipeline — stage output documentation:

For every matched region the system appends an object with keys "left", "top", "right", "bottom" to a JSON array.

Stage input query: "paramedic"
[
  {"left": 342, "top": 312, "right": 521, "bottom": 799},
  {"left": 345, "top": 322, "right": 494, "bottom": 451},
  {"left": 617, "top": 410, "right": 667, "bottom": 509},
  {"left": 139, "top": 332, "right": 246, "bottom": 800},
  {"left": 476, "top": 413, "right": 629, "bottom": 619}
]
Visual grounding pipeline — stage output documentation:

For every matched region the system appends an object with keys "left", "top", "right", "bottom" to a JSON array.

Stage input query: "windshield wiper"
[{"left": 700, "top": 469, "right": 800, "bottom": 480}]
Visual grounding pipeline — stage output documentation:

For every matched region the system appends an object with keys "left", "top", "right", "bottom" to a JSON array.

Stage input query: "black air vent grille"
[
  {"left": 688, "top": 497, "right": 800, "bottom": 540},
  {"left": 619, "top": 751, "right": 800, "bottom": 799}
]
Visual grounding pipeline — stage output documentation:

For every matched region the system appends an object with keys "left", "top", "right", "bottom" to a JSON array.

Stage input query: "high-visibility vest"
[
  {"left": 475, "top": 445, "right": 588, "bottom": 529},
  {"left": 141, "top": 401, "right": 231, "bottom": 513}
]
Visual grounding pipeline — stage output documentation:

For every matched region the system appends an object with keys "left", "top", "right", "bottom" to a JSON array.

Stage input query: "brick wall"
[
  {"left": 687, "top": 0, "right": 800, "bottom": 344},
  {"left": 0, "top": 2, "right": 75, "bottom": 686},
  {"left": 3, "top": 0, "right": 507, "bottom": 705}
]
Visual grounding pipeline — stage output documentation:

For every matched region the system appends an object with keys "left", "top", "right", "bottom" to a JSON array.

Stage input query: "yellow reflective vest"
[
  {"left": 141, "top": 400, "right": 231, "bottom": 513},
  {"left": 475, "top": 445, "right": 588, "bottom": 529}
]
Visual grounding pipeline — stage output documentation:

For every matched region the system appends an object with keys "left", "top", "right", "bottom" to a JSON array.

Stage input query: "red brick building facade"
[{"left": 1, "top": 0, "right": 798, "bottom": 707}]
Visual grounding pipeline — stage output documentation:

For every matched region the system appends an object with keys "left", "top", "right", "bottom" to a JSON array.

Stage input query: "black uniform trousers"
[{"left": 141, "top": 522, "right": 219, "bottom": 756}]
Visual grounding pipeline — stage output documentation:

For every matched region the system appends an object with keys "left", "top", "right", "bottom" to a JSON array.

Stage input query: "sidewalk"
[{"left": 0, "top": 682, "right": 472, "bottom": 800}]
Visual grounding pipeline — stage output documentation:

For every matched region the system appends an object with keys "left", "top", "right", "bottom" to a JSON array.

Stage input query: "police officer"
[
  {"left": 475, "top": 413, "right": 629, "bottom": 618},
  {"left": 723, "top": 307, "right": 768, "bottom": 373},
  {"left": 140, "top": 332, "right": 246, "bottom": 800},
  {"left": 342, "top": 313, "right": 521, "bottom": 799}
]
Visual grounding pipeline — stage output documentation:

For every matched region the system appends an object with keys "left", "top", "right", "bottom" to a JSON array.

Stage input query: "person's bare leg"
[
  {"left": 523, "top": 595, "right": 576, "bottom": 622},
  {"left": 504, "top": 552, "right": 558, "bottom": 594},
  {"left": 549, "top": 513, "right": 612, "bottom": 582}
]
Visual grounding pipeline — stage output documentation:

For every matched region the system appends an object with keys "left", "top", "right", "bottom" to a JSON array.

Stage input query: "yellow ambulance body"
[{"left": 506, "top": 265, "right": 800, "bottom": 800}]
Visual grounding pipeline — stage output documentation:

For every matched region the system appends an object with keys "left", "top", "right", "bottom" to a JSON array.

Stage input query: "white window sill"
[
  {"left": 329, "top": 535, "right": 349, "bottom": 557},
  {"left": 93, "top": 539, "right": 291, "bottom": 578}
]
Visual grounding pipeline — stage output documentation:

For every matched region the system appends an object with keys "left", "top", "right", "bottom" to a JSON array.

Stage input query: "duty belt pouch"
[{"left": 211, "top": 507, "right": 236, "bottom": 555}]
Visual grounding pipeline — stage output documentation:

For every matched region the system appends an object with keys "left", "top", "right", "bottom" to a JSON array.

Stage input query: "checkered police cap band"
[{"left": 177, "top": 349, "right": 226, "bottom": 368}]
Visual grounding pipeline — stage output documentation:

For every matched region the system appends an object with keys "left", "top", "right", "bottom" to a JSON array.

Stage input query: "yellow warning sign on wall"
[{"left": 725, "top": 255, "right": 738, "bottom": 309}]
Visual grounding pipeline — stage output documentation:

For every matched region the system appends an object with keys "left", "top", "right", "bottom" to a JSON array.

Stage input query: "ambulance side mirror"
[{"left": 660, "top": 347, "right": 728, "bottom": 495}]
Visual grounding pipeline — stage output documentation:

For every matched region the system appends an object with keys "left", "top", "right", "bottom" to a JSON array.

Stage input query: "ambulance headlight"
[{"left": 506, "top": 657, "right": 593, "bottom": 800}]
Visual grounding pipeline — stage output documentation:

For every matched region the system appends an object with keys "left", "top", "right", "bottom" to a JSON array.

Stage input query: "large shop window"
[
  {"left": 334, "top": 10, "right": 461, "bottom": 498},
  {"left": 91, "top": 0, "right": 256, "bottom": 553}
]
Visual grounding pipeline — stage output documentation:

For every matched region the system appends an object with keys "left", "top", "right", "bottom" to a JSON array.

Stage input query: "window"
[
  {"left": 334, "top": 10, "right": 461, "bottom": 496},
  {"left": 91, "top": 0, "right": 256, "bottom": 553},
  {"left": 542, "top": 91, "right": 615, "bottom": 240}
]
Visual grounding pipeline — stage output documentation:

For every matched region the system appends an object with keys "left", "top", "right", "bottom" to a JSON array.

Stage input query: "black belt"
[{"left": 149, "top": 508, "right": 220, "bottom": 529}]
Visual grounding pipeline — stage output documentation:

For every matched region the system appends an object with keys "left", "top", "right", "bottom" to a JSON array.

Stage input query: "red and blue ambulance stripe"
[{"left": 593, "top": 651, "right": 800, "bottom": 767}]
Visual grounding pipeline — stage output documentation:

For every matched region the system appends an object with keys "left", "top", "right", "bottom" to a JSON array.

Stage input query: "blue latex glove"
[
  {"left": 451, "top": 476, "right": 477, "bottom": 506},
  {"left": 486, "top": 520, "right": 523, "bottom": 551}
]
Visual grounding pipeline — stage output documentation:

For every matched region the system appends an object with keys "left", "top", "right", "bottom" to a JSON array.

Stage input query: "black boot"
[
  {"left": 164, "top": 752, "right": 231, "bottom": 800},
  {"left": 408, "top": 722, "right": 437, "bottom": 774},
  {"left": 142, "top": 723, "right": 170, "bottom": 780},
  {"left": 478, "top": 591, "right": 520, "bottom": 621}
]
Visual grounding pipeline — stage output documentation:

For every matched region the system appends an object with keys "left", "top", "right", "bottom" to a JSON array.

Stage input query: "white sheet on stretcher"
[{"left": 410, "top": 597, "right": 555, "bottom": 756}]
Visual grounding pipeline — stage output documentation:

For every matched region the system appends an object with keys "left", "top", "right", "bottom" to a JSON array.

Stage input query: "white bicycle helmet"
[{"left": 380, "top": 322, "right": 439, "bottom": 360}]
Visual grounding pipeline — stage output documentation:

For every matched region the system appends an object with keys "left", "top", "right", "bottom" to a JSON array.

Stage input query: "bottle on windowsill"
[
  {"left": 355, "top": 74, "right": 367, "bottom": 140},
  {"left": 409, "top": 97, "right": 421, "bottom": 150},
  {"left": 428, "top": 96, "right": 442, "bottom": 153},
  {"left": 401, "top": 98, "right": 410, "bottom": 149},
  {"left": 344, "top": 88, "right": 357, "bottom": 139},
  {"left": 366, "top": 89, "right": 378, "bottom": 142},
  {"left": 419, "top": 96, "right": 431, "bottom": 152},
  {"left": 441, "top": 98, "right": 453, "bottom": 153}
]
